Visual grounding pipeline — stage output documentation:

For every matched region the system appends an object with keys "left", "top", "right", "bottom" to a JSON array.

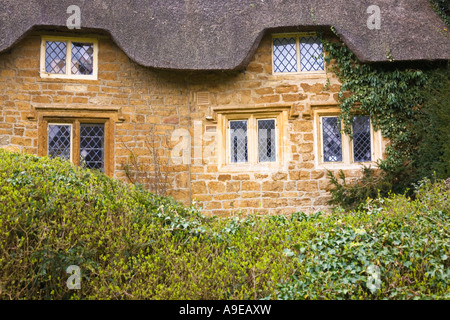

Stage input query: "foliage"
[
  {"left": 323, "top": 38, "right": 426, "bottom": 186},
  {"left": 1, "top": 150, "right": 449, "bottom": 299},
  {"left": 0, "top": 150, "right": 295, "bottom": 299},
  {"left": 413, "top": 64, "right": 450, "bottom": 181},
  {"left": 327, "top": 167, "right": 391, "bottom": 211},
  {"left": 322, "top": 25, "right": 449, "bottom": 209},
  {"left": 429, "top": 0, "right": 450, "bottom": 26},
  {"left": 275, "top": 179, "right": 450, "bottom": 300}
]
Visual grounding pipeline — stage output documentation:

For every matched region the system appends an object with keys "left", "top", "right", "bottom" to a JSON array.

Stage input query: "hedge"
[{"left": 0, "top": 149, "right": 449, "bottom": 299}]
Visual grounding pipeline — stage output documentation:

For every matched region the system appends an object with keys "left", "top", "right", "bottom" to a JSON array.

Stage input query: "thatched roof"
[{"left": 0, "top": 0, "right": 449, "bottom": 70}]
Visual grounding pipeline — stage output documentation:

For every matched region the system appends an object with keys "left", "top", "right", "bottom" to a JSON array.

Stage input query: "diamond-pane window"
[
  {"left": 353, "top": 116, "right": 372, "bottom": 162},
  {"left": 45, "top": 41, "right": 67, "bottom": 74},
  {"left": 300, "top": 36, "right": 324, "bottom": 72},
  {"left": 230, "top": 120, "right": 248, "bottom": 163},
  {"left": 273, "top": 37, "right": 297, "bottom": 73},
  {"left": 71, "top": 42, "right": 94, "bottom": 75},
  {"left": 258, "top": 119, "right": 276, "bottom": 162},
  {"left": 322, "top": 117, "right": 343, "bottom": 162},
  {"left": 80, "top": 124, "right": 105, "bottom": 171},
  {"left": 48, "top": 124, "right": 71, "bottom": 160},
  {"left": 273, "top": 34, "right": 325, "bottom": 73},
  {"left": 41, "top": 37, "right": 97, "bottom": 79}
]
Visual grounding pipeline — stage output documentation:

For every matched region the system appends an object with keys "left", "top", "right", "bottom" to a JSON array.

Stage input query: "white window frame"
[
  {"left": 272, "top": 32, "right": 326, "bottom": 75},
  {"left": 256, "top": 118, "right": 277, "bottom": 163},
  {"left": 313, "top": 109, "right": 384, "bottom": 169},
  {"left": 228, "top": 119, "right": 249, "bottom": 164},
  {"left": 226, "top": 117, "right": 278, "bottom": 165},
  {"left": 40, "top": 36, "right": 98, "bottom": 80},
  {"left": 47, "top": 123, "right": 73, "bottom": 163},
  {"left": 319, "top": 116, "right": 344, "bottom": 163}
]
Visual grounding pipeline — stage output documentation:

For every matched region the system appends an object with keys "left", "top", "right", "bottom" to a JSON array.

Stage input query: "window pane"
[
  {"left": 80, "top": 124, "right": 105, "bottom": 171},
  {"left": 353, "top": 116, "right": 372, "bottom": 162},
  {"left": 322, "top": 117, "right": 342, "bottom": 162},
  {"left": 48, "top": 124, "right": 71, "bottom": 160},
  {"left": 45, "top": 41, "right": 67, "bottom": 74},
  {"left": 71, "top": 42, "right": 94, "bottom": 75},
  {"left": 300, "top": 36, "right": 324, "bottom": 72},
  {"left": 273, "top": 37, "right": 297, "bottom": 73},
  {"left": 230, "top": 120, "right": 248, "bottom": 163},
  {"left": 258, "top": 119, "right": 276, "bottom": 162}
]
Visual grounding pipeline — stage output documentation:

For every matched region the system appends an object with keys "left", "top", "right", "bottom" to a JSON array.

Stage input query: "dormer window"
[
  {"left": 272, "top": 33, "right": 325, "bottom": 74},
  {"left": 40, "top": 36, "right": 98, "bottom": 80}
]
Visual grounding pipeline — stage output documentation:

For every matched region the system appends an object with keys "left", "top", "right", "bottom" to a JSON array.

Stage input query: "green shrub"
[
  {"left": 413, "top": 64, "right": 450, "bottom": 181},
  {"left": 274, "top": 179, "right": 450, "bottom": 299},
  {"left": 327, "top": 166, "right": 392, "bottom": 211},
  {"left": 0, "top": 150, "right": 449, "bottom": 299},
  {"left": 0, "top": 150, "right": 296, "bottom": 299}
]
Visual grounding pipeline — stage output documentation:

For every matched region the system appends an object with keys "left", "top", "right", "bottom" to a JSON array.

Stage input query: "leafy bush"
[
  {"left": 0, "top": 150, "right": 296, "bottom": 299},
  {"left": 0, "top": 150, "right": 449, "bottom": 299},
  {"left": 327, "top": 166, "right": 392, "bottom": 211},
  {"left": 275, "top": 180, "right": 450, "bottom": 299}
]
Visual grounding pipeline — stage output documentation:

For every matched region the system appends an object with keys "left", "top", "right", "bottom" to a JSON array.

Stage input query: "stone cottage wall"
[
  {"left": 0, "top": 31, "right": 367, "bottom": 216},
  {"left": 185, "top": 35, "right": 356, "bottom": 216}
]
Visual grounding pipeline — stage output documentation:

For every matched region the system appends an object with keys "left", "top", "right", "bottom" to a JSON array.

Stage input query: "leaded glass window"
[
  {"left": 48, "top": 124, "right": 72, "bottom": 160},
  {"left": 273, "top": 37, "right": 297, "bottom": 73},
  {"left": 300, "top": 36, "right": 324, "bottom": 72},
  {"left": 230, "top": 120, "right": 248, "bottom": 163},
  {"left": 273, "top": 34, "right": 324, "bottom": 73},
  {"left": 47, "top": 122, "right": 105, "bottom": 171},
  {"left": 45, "top": 41, "right": 67, "bottom": 74},
  {"left": 352, "top": 116, "right": 372, "bottom": 162},
  {"left": 41, "top": 37, "right": 97, "bottom": 79},
  {"left": 80, "top": 124, "right": 105, "bottom": 171},
  {"left": 322, "top": 117, "right": 343, "bottom": 162},
  {"left": 258, "top": 119, "right": 276, "bottom": 162},
  {"left": 71, "top": 42, "right": 94, "bottom": 75}
]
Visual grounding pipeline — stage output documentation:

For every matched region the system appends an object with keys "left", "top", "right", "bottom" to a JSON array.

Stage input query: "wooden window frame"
[
  {"left": 40, "top": 117, "right": 112, "bottom": 175},
  {"left": 313, "top": 108, "right": 383, "bottom": 169},
  {"left": 32, "top": 106, "right": 122, "bottom": 177},
  {"left": 272, "top": 32, "right": 326, "bottom": 75},
  {"left": 40, "top": 36, "right": 99, "bottom": 80}
]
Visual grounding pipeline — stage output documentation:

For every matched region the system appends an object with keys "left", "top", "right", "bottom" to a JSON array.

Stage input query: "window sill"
[
  {"left": 315, "top": 161, "right": 380, "bottom": 171},
  {"left": 40, "top": 73, "right": 98, "bottom": 81},
  {"left": 218, "top": 162, "right": 286, "bottom": 173},
  {"left": 269, "top": 72, "right": 328, "bottom": 80}
]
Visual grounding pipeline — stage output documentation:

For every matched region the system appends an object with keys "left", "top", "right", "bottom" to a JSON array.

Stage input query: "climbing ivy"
[
  {"left": 321, "top": 20, "right": 449, "bottom": 204},
  {"left": 323, "top": 38, "right": 426, "bottom": 190}
]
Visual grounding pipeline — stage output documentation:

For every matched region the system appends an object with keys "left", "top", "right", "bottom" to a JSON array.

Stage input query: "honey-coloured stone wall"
[{"left": 0, "top": 31, "right": 371, "bottom": 216}]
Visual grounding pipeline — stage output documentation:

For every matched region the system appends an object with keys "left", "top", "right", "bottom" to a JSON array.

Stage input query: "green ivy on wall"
[{"left": 321, "top": 17, "right": 449, "bottom": 206}]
